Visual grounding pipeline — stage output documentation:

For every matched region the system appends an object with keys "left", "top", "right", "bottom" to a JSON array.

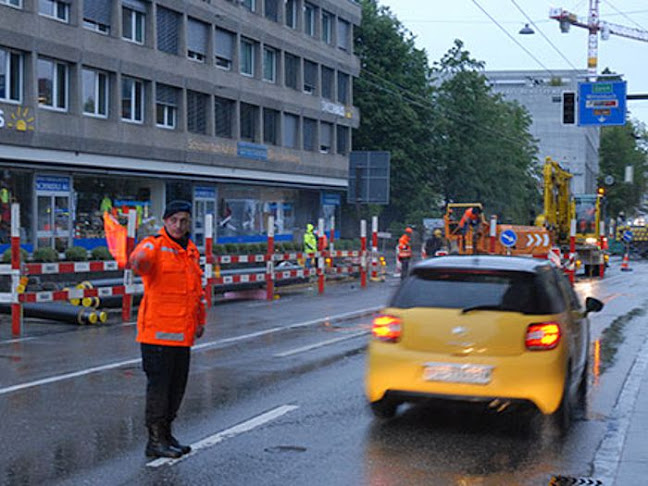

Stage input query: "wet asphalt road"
[{"left": 1, "top": 261, "right": 648, "bottom": 486}]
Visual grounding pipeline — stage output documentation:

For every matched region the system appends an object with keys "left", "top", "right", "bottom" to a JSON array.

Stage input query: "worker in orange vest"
[
  {"left": 459, "top": 206, "right": 483, "bottom": 252},
  {"left": 130, "top": 200, "right": 206, "bottom": 459},
  {"left": 397, "top": 227, "right": 413, "bottom": 280}
]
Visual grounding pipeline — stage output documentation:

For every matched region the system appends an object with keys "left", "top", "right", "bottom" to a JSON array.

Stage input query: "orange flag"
[{"left": 103, "top": 211, "right": 127, "bottom": 268}]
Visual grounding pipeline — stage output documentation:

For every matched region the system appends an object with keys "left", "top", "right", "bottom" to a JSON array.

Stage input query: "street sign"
[
  {"left": 526, "top": 233, "right": 549, "bottom": 247},
  {"left": 578, "top": 81, "right": 626, "bottom": 126},
  {"left": 623, "top": 230, "right": 633, "bottom": 243},
  {"left": 499, "top": 229, "right": 517, "bottom": 248}
]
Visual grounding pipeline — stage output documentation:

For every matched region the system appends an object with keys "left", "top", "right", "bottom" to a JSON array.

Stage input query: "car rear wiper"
[{"left": 460, "top": 304, "right": 505, "bottom": 314}]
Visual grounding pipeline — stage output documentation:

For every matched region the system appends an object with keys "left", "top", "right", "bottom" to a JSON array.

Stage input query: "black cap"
[{"left": 163, "top": 200, "right": 192, "bottom": 219}]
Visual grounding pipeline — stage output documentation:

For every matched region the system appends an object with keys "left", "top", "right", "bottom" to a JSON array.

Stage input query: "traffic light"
[{"left": 562, "top": 91, "right": 576, "bottom": 125}]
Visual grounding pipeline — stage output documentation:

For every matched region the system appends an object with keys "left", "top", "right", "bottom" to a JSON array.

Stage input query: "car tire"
[
  {"left": 370, "top": 398, "right": 399, "bottom": 419},
  {"left": 549, "top": 371, "right": 573, "bottom": 436}
]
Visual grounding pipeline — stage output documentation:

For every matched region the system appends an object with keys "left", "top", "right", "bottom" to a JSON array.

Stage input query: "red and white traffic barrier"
[
  {"left": 205, "top": 214, "right": 214, "bottom": 307},
  {"left": 360, "top": 219, "right": 367, "bottom": 288},
  {"left": 568, "top": 218, "right": 576, "bottom": 284},
  {"left": 318, "top": 217, "right": 325, "bottom": 294},
  {"left": 11, "top": 203, "right": 21, "bottom": 336},
  {"left": 266, "top": 215, "right": 275, "bottom": 301},
  {"left": 371, "top": 216, "right": 378, "bottom": 281},
  {"left": 489, "top": 215, "right": 497, "bottom": 254},
  {"left": 121, "top": 209, "right": 136, "bottom": 322},
  {"left": 599, "top": 220, "right": 605, "bottom": 278}
]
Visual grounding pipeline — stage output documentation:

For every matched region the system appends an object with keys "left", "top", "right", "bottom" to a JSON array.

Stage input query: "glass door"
[
  {"left": 35, "top": 175, "right": 72, "bottom": 250},
  {"left": 193, "top": 186, "right": 217, "bottom": 248}
]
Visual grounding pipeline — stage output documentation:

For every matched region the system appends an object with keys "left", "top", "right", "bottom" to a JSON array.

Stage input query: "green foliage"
[
  {"left": 2, "top": 247, "right": 28, "bottom": 263},
  {"left": 33, "top": 247, "right": 58, "bottom": 263},
  {"left": 224, "top": 243, "right": 238, "bottom": 254},
  {"left": 91, "top": 246, "right": 113, "bottom": 261},
  {"left": 213, "top": 244, "right": 225, "bottom": 255},
  {"left": 65, "top": 246, "right": 89, "bottom": 262}
]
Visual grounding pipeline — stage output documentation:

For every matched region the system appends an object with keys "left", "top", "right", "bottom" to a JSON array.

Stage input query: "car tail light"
[
  {"left": 372, "top": 314, "right": 402, "bottom": 342},
  {"left": 525, "top": 322, "right": 561, "bottom": 350}
]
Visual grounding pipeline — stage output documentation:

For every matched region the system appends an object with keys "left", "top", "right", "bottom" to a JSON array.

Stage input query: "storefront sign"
[
  {"left": 195, "top": 186, "right": 216, "bottom": 199},
  {"left": 321, "top": 193, "right": 341, "bottom": 206},
  {"left": 0, "top": 106, "right": 35, "bottom": 131},
  {"left": 237, "top": 142, "right": 268, "bottom": 161},
  {"left": 35, "top": 175, "right": 70, "bottom": 193}
]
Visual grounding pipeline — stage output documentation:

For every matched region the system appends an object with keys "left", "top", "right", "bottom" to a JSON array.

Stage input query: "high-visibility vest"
[
  {"left": 398, "top": 234, "right": 412, "bottom": 259},
  {"left": 459, "top": 208, "right": 480, "bottom": 228},
  {"left": 304, "top": 230, "right": 317, "bottom": 253}
]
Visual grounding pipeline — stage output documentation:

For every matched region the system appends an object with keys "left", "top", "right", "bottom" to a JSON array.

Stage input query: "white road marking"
[
  {"left": 0, "top": 336, "right": 36, "bottom": 345},
  {"left": 274, "top": 331, "right": 369, "bottom": 358},
  {"left": 592, "top": 329, "right": 648, "bottom": 483},
  {"left": 0, "top": 308, "right": 380, "bottom": 396},
  {"left": 146, "top": 404, "right": 299, "bottom": 468}
]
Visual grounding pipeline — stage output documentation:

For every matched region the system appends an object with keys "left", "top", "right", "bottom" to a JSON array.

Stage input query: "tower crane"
[{"left": 550, "top": 1, "right": 648, "bottom": 80}]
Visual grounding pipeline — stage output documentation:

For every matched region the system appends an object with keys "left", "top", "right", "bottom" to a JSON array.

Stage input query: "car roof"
[{"left": 413, "top": 255, "right": 552, "bottom": 274}]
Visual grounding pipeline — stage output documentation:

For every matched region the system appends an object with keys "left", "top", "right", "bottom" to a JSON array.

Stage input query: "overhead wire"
[{"left": 602, "top": 0, "right": 648, "bottom": 32}]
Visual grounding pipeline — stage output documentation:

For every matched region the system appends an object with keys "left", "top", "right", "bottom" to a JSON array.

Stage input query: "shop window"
[
  {"left": 284, "top": 53, "right": 299, "bottom": 90},
  {"left": 240, "top": 38, "right": 256, "bottom": 77},
  {"left": 264, "top": 0, "right": 278, "bottom": 21},
  {"left": 37, "top": 57, "right": 68, "bottom": 110},
  {"left": 214, "top": 96, "right": 235, "bottom": 138},
  {"left": 156, "top": 83, "right": 178, "bottom": 129},
  {"left": 0, "top": 48, "right": 22, "bottom": 103},
  {"left": 283, "top": 113, "right": 298, "bottom": 148},
  {"left": 303, "top": 60, "right": 317, "bottom": 94},
  {"left": 84, "top": 0, "right": 112, "bottom": 34},
  {"left": 263, "top": 47, "right": 277, "bottom": 83},
  {"left": 322, "top": 11, "right": 333, "bottom": 45},
  {"left": 336, "top": 125, "right": 349, "bottom": 155},
  {"left": 304, "top": 3, "right": 316, "bottom": 37},
  {"left": 157, "top": 6, "right": 180, "bottom": 55},
  {"left": 321, "top": 66, "right": 334, "bottom": 100},
  {"left": 303, "top": 118, "right": 316, "bottom": 151},
  {"left": 263, "top": 108, "right": 279, "bottom": 145},
  {"left": 240, "top": 102, "right": 259, "bottom": 142},
  {"left": 82, "top": 68, "right": 109, "bottom": 117},
  {"left": 39, "top": 0, "right": 69, "bottom": 22},
  {"left": 122, "top": 76, "right": 144, "bottom": 123},
  {"left": 215, "top": 28, "right": 234, "bottom": 70},
  {"left": 122, "top": 0, "right": 145, "bottom": 44},
  {"left": 320, "top": 122, "right": 332, "bottom": 153},
  {"left": 187, "top": 18, "right": 208, "bottom": 62},
  {"left": 187, "top": 90, "right": 208, "bottom": 134}
]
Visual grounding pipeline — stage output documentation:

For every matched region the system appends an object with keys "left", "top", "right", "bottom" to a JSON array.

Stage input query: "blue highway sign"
[
  {"left": 500, "top": 229, "right": 517, "bottom": 248},
  {"left": 578, "top": 81, "right": 626, "bottom": 126}
]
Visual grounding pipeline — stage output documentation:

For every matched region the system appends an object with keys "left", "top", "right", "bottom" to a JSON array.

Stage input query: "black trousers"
[{"left": 141, "top": 343, "right": 190, "bottom": 428}]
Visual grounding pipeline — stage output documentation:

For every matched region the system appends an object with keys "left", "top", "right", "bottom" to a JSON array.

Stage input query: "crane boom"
[{"left": 550, "top": 7, "right": 648, "bottom": 43}]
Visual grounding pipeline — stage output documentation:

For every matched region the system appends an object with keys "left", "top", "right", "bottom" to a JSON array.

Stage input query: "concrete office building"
[
  {"left": 0, "top": 0, "right": 360, "bottom": 251},
  {"left": 487, "top": 69, "right": 600, "bottom": 195}
]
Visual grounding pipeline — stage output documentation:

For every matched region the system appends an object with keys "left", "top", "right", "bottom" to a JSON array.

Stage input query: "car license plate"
[{"left": 423, "top": 362, "right": 493, "bottom": 385}]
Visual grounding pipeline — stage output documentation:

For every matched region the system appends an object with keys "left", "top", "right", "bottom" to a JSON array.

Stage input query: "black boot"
[
  {"left": 145, "top": 423, "right": 182, "bottom": 459},
  {"left": 166, "top": 422, "right": 191, "bottom": 455}
]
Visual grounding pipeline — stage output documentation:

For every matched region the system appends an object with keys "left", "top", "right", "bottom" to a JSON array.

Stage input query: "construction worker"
[
  {"left": 397, "top": 227, "right": 413, "bottom": 280},
  {"left": 303, "top": 223, "right": 317, "bottom": 268},
  {"left": 459, "top": 206, "right": 482, "bottom": 252},
  {"left": 423, "top": 228, "right": 445, "bottom": 258},
  {"left": 129, "top": 200, "right": 206, "bottom": 459}
]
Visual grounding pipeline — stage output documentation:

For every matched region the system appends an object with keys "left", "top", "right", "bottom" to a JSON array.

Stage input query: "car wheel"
[
  {"left": 370, "top": 398, "right": 399, "bottom": 419},
  {"left": 549, "top": 372, "right": 573, "bottom": 436}
]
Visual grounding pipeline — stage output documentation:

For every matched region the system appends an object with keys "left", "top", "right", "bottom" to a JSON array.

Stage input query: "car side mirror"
[{"left": 585, "top": 296, "right": 604, "bottom": 315}]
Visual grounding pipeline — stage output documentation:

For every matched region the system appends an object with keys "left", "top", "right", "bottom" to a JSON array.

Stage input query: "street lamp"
[{"left": 519, "top": 23, "right": 535, "bottom": 35}]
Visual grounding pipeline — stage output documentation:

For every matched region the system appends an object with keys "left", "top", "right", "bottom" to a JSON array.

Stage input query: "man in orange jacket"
[
  {"left": 459, "top": 206, "right": 483, "bottom": 252},
  {"left": 398, "top": 227, "right": 413, "bottom": 280},
  {"left": 130, "top": 200, "right": 206, "bottom": 459}
]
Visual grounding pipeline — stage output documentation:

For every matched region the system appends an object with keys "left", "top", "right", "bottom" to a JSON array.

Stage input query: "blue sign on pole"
[
  {"left": 500, "top": 229, "right": 517, "bottom": 248},
  {"left": 622, "top": 230, "right": 633, "bottom": 243},
  {"left": 578, "top": 81, "right": 627, "bottom": 126}
]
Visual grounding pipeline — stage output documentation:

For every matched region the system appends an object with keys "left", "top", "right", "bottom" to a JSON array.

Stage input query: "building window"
[
  {"left": 283, "top": 113, "right": 298, "bottom": 148},
  {"left": 263, "top": 108, "right": 278, "bottom": 145},
  {"left": 336, "top": 125, "right": 348, "bottom": 155},
  {"left": 187, "top": 18, "right": 208, "bottom": 62},
  {"left": 303, "top": 118, "right": 316, "bottom": 151},
  {"left": 240, "top": 38, "right": 255, "bottom": 77},
  {"left": 264, "top": 0, "right": 278, "bottom": 21},
  {"left": 37, "top": 58, "right": 67, "bottom": 110},
  {"left": 122, "top": 0, "right": 145, "bottom": 44},
  {"left": 304, "top": 3, "right": 316, "bottom": 37},
  {"left": 82, "top": 68, "right": 109, "bottom": 117},
  {"left": 337, "top": 19, "right": 350, "bottom": 51},
  {"left": 1, "top": 0, "right": 21, "bottom": 9},
  {"left": 303, "top": 60, "right": 317, "bottom": 95},
  {"left": 156, "top": 83, "right": 178, "bottom": 129},
  {"left": 187, "top": 90, "right": 208, "bottom": 134},
  {"left": 240, "top": 102, "right": 258, "bottom": 142},
  {"left": 157, "top": 6, "right": 180, "bottom": 55},
  {"left": 241, "top": 0, "right": 254, "bottom": 12},
  {"left": 285, "top": 0, "right": 296, "bottom": 29},
  {"left": 337, "top": 71, "right": 349, "bottom": 104},
  {"left": 0, "top": 48, "right": 22, "bottom": 103},
  {"left": 322, "top": 11, "right": 333, "bottom": 45},
  {"left": 263, "top": 47, "right": 277, "bottom": 83},
  {"left": 121, "top": 76, "right": 144, "bottom": 123},
  {"left": 284, "top": 53, "right": 299, "bottom": 90},
  {"left": 214, "top": 96, "right": 234, "bottom": 138},
  {"left": 84, "top": 0, "right": 112, "bottom": 34},
  {"left": 321, "top": 66, "right": 334, "bottom": 100},
  {"left": 320, "top": 122, "right": 332, "bottom": 153},
  {"left": 215, "top": 28, "right": 235, "bottom": 70},
  {"left": 39, "top": 0, "right": 69, "bottom": 22}
]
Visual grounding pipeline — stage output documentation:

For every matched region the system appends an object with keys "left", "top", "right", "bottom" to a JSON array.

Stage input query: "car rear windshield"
[{"left": 390, "top": 268, "right": 565, "bottom": 314}]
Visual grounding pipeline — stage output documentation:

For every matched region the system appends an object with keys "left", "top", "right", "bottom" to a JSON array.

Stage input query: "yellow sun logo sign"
[{"left": 6, "top": 106, "right": 35, "bottom": 132}]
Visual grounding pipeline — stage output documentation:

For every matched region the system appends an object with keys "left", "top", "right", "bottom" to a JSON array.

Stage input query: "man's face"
[{"left": 164, "top": 211, "right": 191, "bottom": 240}]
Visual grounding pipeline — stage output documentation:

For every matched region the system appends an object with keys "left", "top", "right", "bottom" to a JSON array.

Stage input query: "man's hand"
[{"left": 195, "top": 325, "right": 205, "bottom": 339}]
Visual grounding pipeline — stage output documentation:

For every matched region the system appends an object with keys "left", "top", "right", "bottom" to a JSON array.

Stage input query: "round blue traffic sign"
[{"left": 500, "top": 229, "right": 517, "bottom": 248}]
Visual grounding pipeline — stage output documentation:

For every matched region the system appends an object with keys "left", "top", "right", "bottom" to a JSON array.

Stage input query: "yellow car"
[{"left": 365, "top": 255, "right": 603, "bottom": 431}]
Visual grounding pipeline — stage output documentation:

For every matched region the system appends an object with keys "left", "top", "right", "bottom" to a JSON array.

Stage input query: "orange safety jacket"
[
  {"left": 130, "top": 228, "right": 206, "bottom": 347},
  {"left": 459, "top": 208, "right": 480, "bottom": 228},
  {"left": 398, "top": 234, "right": 412, "bottom": 260}
]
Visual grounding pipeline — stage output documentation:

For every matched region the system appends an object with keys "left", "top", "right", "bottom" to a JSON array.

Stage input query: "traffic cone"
[{"left": 620, "top": 252, "right": 632, "bottom": 272}]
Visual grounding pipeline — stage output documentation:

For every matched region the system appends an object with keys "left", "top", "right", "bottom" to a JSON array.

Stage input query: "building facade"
[
  {"left": 0, "top": 0, "right": 360, "bottom": 251},
  {"left": 487, "top": 70, "right": 600, "bottom": 195}
]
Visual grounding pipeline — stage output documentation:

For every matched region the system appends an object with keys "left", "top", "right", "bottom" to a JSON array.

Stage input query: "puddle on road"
[{"left": 597, "top": 306, "right": 647, "bottom": 374}]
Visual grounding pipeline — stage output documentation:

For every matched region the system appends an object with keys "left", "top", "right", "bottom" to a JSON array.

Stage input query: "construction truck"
[
  {"left": 537, "top": 157, "right": 607, "bottom": 277},
  {"left": 444, "top": 203, "right": 551, "bottom": 257}
]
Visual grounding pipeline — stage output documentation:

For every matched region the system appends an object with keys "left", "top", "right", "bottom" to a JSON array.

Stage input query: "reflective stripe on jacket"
[{"left": 130, "top": 228, "right": 205, "bottom": 347}]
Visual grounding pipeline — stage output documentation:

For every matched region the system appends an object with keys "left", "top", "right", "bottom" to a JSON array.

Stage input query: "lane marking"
[
  {"left": 592, "top": 328, "right": 648, "bottom": 483},
  {"left": 147, "top": 404, "right": 299, "bottom": 468},
  {"left": 274, "top": 331, "right": 369, "bottom": 358},
  {"left": 0, "top": 336, "right": 36, "bottom": 345},
  {"left": 0, "top": 308, "right": 381, "bottom": 396}
]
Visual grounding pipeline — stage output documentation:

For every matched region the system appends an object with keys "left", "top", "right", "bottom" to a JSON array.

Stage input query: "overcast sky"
[{"left": 377, "top": 0, "right": 648, "bottom": 128}]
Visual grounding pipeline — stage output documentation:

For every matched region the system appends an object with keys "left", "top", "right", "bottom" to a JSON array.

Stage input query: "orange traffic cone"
[{"left": 620, "top": 252, "right": 632, "bottom": 272}]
